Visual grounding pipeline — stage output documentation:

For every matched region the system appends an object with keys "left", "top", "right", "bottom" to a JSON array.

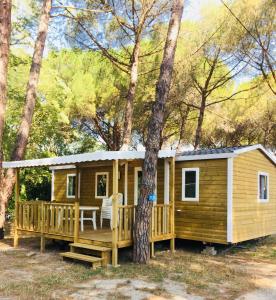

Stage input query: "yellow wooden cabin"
[
  {"left": 175, "top": 144, "right": 276, "bottom": 245},
  {"left": 3, "top": 144, "right": 276, "bottom": 268}
]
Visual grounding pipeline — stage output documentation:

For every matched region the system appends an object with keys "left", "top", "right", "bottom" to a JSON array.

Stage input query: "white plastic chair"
[{"left": 100, "top": 193, "right": 123, "bottom": 229}]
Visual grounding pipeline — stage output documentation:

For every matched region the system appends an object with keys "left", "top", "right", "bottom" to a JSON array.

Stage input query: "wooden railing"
[
  {"left": 17, "top": 201, "right": 43, "bottom": 232},
  {"left": 116, "top": 203, "right": 173, "bottom": 245},
  {"left": 42, "top": 202, "right": 76, "bottom": 237},
  {"left": 151, "top": 204, "right": 173, "bottom": 240},
  {"left": 15, "top": 200, "right": 174, "bottom": 248},
  {"left": 16, "top": 201, "right": 77, "bottom": 239},
  {"left": 118, "top": 205, "right": 135, "bottom": 243}
]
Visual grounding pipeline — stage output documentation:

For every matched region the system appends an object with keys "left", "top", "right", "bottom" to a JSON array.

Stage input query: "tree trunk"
[
  {"left": 0, "top": 0, "right": 11, "bottom": 162},
  {"left": 176, "top": 106, "right": 190, "bottom": 151},
  {"left": 121, "top": 41, "right": 141, "bottom": 150},
  {"left": 0, "top": 0, "right": 12, "bottom": 238},
  {"left": 0, "top": 0, "right": 52, "bottom": 230},
  {"left": 133, "top": 0, "right": 184, "bottom": 264},
  {"left": 194, "top": 95, "right": 206, "bottom": 150}
]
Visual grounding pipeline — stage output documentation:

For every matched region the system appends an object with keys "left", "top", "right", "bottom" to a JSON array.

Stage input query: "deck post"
[
  {"left": 13, "top": 168, "right": 20, "bottom": 248},
  {"left": 74, "top": 165, "right": 80, "bottom": 243},
  {"left": 40, "top": 201, "right": 45, "bottom": 252},
  {"left": 112, "top": 159, "right": 119, "bottom": 267},
  {"left": 124, "top": 162, "right": 128, "bottom": 205},
  {"left": 150, "top": 242, "right": 155, "bottom": 258},
  {"left": 170, "top": 157, "right": 175, "bottom": 253}
]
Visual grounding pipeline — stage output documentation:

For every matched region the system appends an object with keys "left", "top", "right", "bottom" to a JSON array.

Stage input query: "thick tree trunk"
[
  {"left": 0, "top": 0, "right": 11, "bottom": 161},
  {"left": 0, "top": 0, "right": 52, "bottom": 230},
  {"left": 121, "top": 41, "right": 141, "bottom": 150},
  {"left": 194, "top": 95, "right": 206, "bottom": 150},
  {"left": 0, "top": 0, "right": 12, "bottom": 238},
  {"left": 133, "top": 0, "right": 184, "bottom": 264}
]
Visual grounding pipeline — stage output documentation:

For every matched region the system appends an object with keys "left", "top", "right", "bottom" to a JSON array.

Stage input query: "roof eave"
[
  {"left": 176, "top": 153, "right": 236, "bottom": 161},
  {"left": 234, "top": 144, "right": 276, "bottom": 165},
  {"left": 2, "top": 150, "right": 176, "bottom": 169}
]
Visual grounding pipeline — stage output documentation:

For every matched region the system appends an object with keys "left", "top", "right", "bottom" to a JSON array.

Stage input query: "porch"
[
  {"left": 7, "top": 151, "right": 176, "bottom": 267},
  {"left": 14, "top": 200, "right": 174, "bottom": 247}
]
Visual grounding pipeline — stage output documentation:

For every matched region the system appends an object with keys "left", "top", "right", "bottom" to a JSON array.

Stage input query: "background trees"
[
  {"left": 0, "top": 0, "right": 53, "bottom": 233},
  {"left": 54, "top": 0, "right": 171, "bottom": 149},
  {"left": 2, "top": 0, "right": 275, "bottom": 161}
]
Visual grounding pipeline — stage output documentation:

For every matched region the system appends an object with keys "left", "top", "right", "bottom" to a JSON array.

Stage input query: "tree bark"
[
  {"left": 0, "top": 0, "right": 12, "bottom": 238},
  {"left": 133, "top": 0, "right": 184, "bottom": 264},
  {"left": 0, "top": 0, "right": 52, "bottom": 230},
  {"left": 194, "top": 94, "right": 206, "bottom": 150},
  {"left": 0, "top": 0, "right": 11, "bottom": 162},
  {"left": 176, "top": 106, "right": 190, "bottom": 151},
  {"left": 121, "top": 40, "right": 141, "bottom": 150}
]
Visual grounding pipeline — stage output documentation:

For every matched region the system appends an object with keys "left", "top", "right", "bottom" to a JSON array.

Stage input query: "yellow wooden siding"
[
  {"left": 54, "top": 169, "right": 75, "bottom": 201},
  {"left": 175, "top": 159, "right": 228, "bottom": 244},
  {"left": 80, "top": 166, "right": 113, "bottom": 207},
  {"left": 53, "top": 159, "right": 166, "bottom": 206},
  {"left": 232, "top": 150, "right": 276, "bottom": 243}
]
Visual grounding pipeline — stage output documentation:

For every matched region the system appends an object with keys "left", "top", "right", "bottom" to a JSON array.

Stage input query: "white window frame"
[
  {"left": 134, "top": 167, "right": 157, "bottom": 205},
  {"left": 257, "top": 171, "right": 269, "bottom": 203},
  {"left": 66, "top": 174, "right": 76, "bottom": 198},
  {"left": 182, "top": 168, "right": 199, "bottom": 201},
  {"left": 95, "top": 172, "right": 109, "bottom": 199},
  {"left": 134, "top": 167, "right": 142, "bottom": 205}
]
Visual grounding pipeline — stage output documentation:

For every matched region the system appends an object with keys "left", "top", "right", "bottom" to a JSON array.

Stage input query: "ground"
[{"left": 1, "top": 235, "right": 276, "bottom": 300}]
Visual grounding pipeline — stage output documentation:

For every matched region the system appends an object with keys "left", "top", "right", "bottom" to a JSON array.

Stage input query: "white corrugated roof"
[
  {"left": 176, "top": 144, "right": 276, "bottom": 165},
  {"left": 3, "top": 144, "right": 275, "bottom": 169},
  {"left": 2, "top": 150, "right": 176, "bottom": 169}
]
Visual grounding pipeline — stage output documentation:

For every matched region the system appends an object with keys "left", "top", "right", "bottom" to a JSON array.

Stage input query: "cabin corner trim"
[
  {"left": 227, "top": 157, "right": 233, "bottom": 243},
  {"left": 51, "top": 170, "right": 55, "bottom": 201}
]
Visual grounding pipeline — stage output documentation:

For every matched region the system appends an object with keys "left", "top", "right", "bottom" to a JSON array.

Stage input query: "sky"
[
  {"left": 183, "top": 0, "right": 221, "bottom": 21},
  {"left": 12, "top": 0, "right": 225, "bottom": 56}
]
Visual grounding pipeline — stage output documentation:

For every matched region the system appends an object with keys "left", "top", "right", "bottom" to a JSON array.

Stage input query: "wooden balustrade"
[
  {"left": 17, "top": 201, "right": 43, "bottom": 232},
  {"left": 118, "top": 205, "right": 135, "bottom": 242},
  {"left": 15, "top": 200, "right": 173, "bottom": 251},
  {"left": 151, "top": 204, "right": 173, "bottom": 241},
  {"left": 116, "top": 203, "right": 173, "bottom": 245},
  {"left": 43, "top": 202, "right": 76, "bottom": 237},
  {"left": 16, "top": 201, "right": 76, "bottom": 238}
]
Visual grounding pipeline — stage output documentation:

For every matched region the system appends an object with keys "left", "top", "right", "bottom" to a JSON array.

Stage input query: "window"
[
  {"left": 258, "top": 172, "right": 269, "bottom": 202},
  {"left": 67, "top": 174, "right": 76, "bottom": 198},
  {"left": 182, "top": 168, "right": 199, "bottom": 201},
  {"left": 95, "top": 172, "right": 109, "bottom": 198}
]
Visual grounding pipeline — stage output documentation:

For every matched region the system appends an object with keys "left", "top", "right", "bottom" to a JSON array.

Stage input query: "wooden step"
[
  {"left": 60, "top": 252, "right": 103, "bottom": 269},
  {"left": 70, "top": 243, "right": 111, "bottom": 252}
]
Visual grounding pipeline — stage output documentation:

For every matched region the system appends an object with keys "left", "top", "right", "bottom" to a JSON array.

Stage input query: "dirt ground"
[{"left": 1, "top": 235, "right": 276, "bottom": 300}]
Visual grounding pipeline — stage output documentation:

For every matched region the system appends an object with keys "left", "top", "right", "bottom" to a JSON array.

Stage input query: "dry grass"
[
  {"left": 0, "top": 238, "right": 104, "bottom": 300},
  {"left": 0, "top": 236, "right": 276, "bottom": 299},
  {"left": 227, "top": 236, "right": 276, "bottom": 262}
]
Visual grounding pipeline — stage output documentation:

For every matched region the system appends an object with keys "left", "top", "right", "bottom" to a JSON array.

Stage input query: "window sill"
[
  {"left": 95, "top": 196, "right": 108, "bottom": 199},
  {"left": 181, "top": 198, "right": 199, "bottom": 202},
  {"left": 258, "top": 199, "right": 269, "bottom": 203}
]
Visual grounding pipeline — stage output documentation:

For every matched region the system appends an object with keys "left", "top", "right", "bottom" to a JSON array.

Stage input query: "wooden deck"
[
  {"left": 79, "top": 228, "right": 113, "bottom": 247},
  {"left": 14, "top": 199, "right": 175, "bottom": 265},
  {"left": 80, "top": 228, "right": 112, "bottom": 242}
]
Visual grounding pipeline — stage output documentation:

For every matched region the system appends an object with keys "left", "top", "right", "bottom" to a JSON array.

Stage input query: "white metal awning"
[{"left": 3, "top": 150, "right": 176, "bottom": 169}]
